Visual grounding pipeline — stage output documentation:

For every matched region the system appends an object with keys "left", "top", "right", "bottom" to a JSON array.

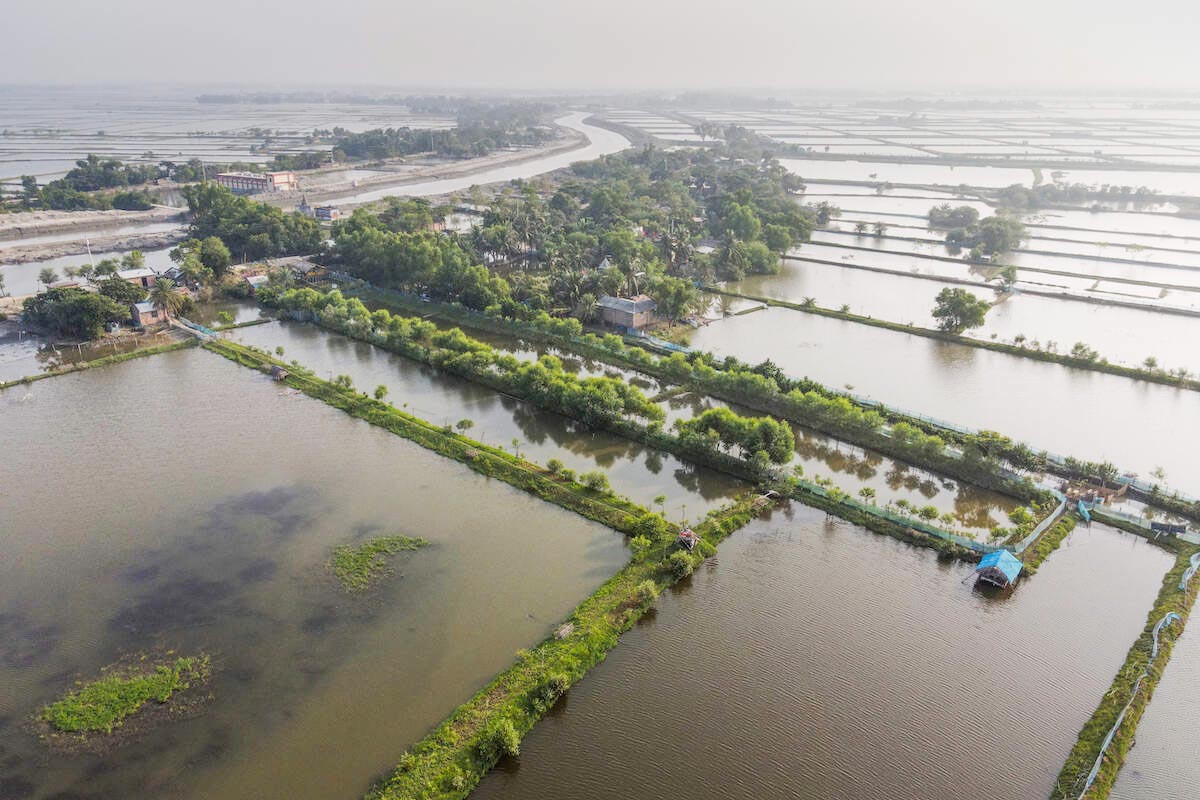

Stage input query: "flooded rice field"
[
  {"left": 688, "top": 307, "right": 1200, "bottom": 494},
  {"left": 733, "top": 254, "right": 1200, "bottom": 371},
  {"left": 0, "top": 85, "right": 453, "bottom": 182},
  {"left": 0, "top": 347, "right": 628, "bottom": 800},
  {"left": 473, "top": 506, "right": 1172, "bottom": 800}
]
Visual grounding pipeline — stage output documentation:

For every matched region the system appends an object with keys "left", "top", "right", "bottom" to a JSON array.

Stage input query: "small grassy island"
[
  {"left": 330, "top": 535, "right": 429, "bottom": 592},
  {"left": 42, "top": 654, "right": 211, "bottom": 736}
]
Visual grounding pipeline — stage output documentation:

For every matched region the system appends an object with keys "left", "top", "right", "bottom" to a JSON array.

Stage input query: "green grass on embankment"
[
  {"left": 364, "top": 496, "right": 768, "bottom": 800},
  {"left": 1051, "top": 544, "right": 1200, "bottom": 799},
  {"left": 0, "top": 338, "right": 198, "bottom": 391}
]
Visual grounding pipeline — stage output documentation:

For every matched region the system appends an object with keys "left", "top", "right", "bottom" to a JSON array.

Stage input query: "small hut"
[
  {"left": 270, "top": 365, "right": 290, "bottom": 381},
  {"left": 676, "top": 528, "right": 700, "bottom": 552},
  {"left": 975, "top": 550, "right": 1023, "bottom": 589}
]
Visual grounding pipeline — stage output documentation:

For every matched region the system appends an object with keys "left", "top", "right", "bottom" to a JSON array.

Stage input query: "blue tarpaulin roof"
[{"left": 976, "top": 550, "right": 1023, "bottom": 584}]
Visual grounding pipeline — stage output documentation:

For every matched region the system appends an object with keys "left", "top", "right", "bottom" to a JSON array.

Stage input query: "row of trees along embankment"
[
  {"left": 337, "top": 282, "right": 1200, "bottom": 530},
  {"left": 256, "top": 286, "right": 1049, "bottom": 559}
]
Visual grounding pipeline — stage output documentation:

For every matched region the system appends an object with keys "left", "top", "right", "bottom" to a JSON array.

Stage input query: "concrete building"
[
  {"left": 597, "top": 295, "right": 657, "bottom": 331},
  {"left": 215, "top": 170, "right": 299, "bottom": 195},
  {"left": 315, "top": 205, "right": 341, "bottom": 222}
]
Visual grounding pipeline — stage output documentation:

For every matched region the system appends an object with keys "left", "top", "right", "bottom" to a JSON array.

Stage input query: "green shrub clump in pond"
[
  {"left": 42, "top": 655, "right": 211, "bottom": 734},
  {"left": 331, "top": 535, "right": 429, "bottom": 592}
]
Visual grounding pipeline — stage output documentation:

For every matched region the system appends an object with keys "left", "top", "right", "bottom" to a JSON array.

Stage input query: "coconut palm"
[{"left": 149, "top": 277, "right": 186, "bottom": 319}]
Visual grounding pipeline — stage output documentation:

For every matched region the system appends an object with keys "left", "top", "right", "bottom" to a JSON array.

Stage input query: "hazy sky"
[{"left": 8, "top": 0, "right": 1198, "bottom": 92}]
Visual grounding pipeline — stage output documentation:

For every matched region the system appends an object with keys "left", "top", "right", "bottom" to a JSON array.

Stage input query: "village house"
[
  {"left": 244, "top": 274, "right": 271, "bottom": 295},
  {"left": 597, "top": 294, "right": 657, "bottom": 331},
  {"left": 130, "top": 301, "right": 168, "bottom": 328},
  {"left": 117, "top": 267, "right": 157, "bottom": 289}
]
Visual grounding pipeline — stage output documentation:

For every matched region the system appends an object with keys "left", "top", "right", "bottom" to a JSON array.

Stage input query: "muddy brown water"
[
  {"left": 473, "top": 506, "right": 1173, "bottom": 800},
  {"left": 688, "top": 308, "right": 1200, "bottom": 496},
  {"left": 1110, "top": 618, "right": 1200, "bottom": 800},
  {"left": 0, "top": 348, "right": 630, "bottom": 799}
]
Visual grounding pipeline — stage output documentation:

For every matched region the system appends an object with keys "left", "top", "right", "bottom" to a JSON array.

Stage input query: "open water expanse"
[
  {"left": 0, "top": 349, "right": 628, "bottom": 799},
  {"left": 473, "top": 506, "right": 1172, "bottom": 800}
]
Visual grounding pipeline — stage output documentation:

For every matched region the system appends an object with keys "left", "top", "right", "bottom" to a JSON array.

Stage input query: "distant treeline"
[
  {"left": 330, "top": 103, "right": 554, "bottom": 161},
  {"left": 993, "top": 181, "right": 1160, "bottom": 209}
]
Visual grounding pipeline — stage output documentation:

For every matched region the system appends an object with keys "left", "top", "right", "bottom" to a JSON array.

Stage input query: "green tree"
[
  {"left": 931, "top": 287, "right": 990, "bottom": 334},
  {"left": 199, "top": 236, "right": 233, "bottom": 278},
  {"left": 149, "top": 278, "right": 186, "bottom": 318},
  {"left": 373, "top": 384, "right": 389, "bottom": 401},
  {"left": 668, "top": 550, "right": 694, "bottom": 580},
  {"left": 763, "top": 224, "right": 793, "bottom": 253},
  {"left": 649, "top": 275, "right": 700, "bottom": 326},
  {"left": 98, "top": 277, "right": 147, "bottom": 304},
  {"left": 38, "top": 268, "right": 60, "bottom": 288}
]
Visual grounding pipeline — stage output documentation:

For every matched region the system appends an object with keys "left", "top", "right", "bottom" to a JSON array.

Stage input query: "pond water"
[
  {"left": 1110, "top": 618, "right": 1200, "bottom": 800},
  {"left": 740, "top": 255, "right": 1200, "bottom": 372},
  {"left": 784, "top": 158, "right": 1200, "bottom": 196},
  {"left": 0, "top": 348, "right": 629, "bottom": 800},
  {"left": 230, "top": 320, "right": 745, "bottom": 515},
  {"left": 804, "top": 235, "right": 1200, "bottom": 298},
  {"left": 687, "top": 307, "right": 1200, "bottom": 495},
  {"left": 473, "top": 507, "right": 1172, "bottom": 800}
]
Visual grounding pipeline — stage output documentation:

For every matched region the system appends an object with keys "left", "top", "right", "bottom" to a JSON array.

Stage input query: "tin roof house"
[{"left": 597, "top": 294, "right": 657, "bottom": 331}]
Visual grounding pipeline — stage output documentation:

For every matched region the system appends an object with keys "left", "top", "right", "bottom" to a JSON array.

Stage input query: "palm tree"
[{"left": 149, "top": 278, "right": 186, "bottom": 319}]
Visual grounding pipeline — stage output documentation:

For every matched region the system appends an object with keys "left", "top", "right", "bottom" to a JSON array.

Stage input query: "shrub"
[
  {"left": 668, "top": 550, "right": 694, "bottom": 580},
  {"left": 546, "top": 458, "right": 564, "bottom": 474},
  {"left": 476, "top": 717, "right": 521, "bottom": 764},
  {"left": 633, "top": 579, "right": 659, "bottom": 605},
  {"left": 580, "top": 470, "right": 611, "bottom": 493},
  {"left": 629, "top": 534, "right": 653, "bottom": 562}
]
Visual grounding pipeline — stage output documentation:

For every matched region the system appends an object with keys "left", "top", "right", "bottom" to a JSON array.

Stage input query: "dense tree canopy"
[{"left": 931, "top": 287, "right": 991, "bottom": 334}]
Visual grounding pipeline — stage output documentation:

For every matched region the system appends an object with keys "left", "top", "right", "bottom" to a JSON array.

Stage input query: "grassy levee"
[
  {"left": 1018, "top": 515, "right": 1077, "bottom": 574},
  {"left": 365, "top": 495, "right": 768, "bottom": 800},
  {"left": 706, "top": 286, "right": 1200, "bottom": 393},
  {"left": 257, "top": 293, "right": 1015, "bottom": 559},
  {"left": 1051, "top": 543, "right": 1200, "bottom": 799},
  {"left": 351, "top": 287, "right": 1046, "bottom": 505},
  {"left": 0, "top": 338, "right": 198, "bottom": 391},
  {"left": 201, "top": 338, "right": 649, "bottom": 534}
]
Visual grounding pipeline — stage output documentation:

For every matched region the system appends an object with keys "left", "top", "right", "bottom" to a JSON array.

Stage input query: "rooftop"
[
  {"left": 597, "top": 294, "right": 657, "bottom": 314},
  {"left": 117, "top": 268, "right": 156, "bottom": 279}
]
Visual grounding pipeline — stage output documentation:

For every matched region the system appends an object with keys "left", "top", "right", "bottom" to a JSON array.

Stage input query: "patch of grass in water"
[
  {"left": 42, "top": 654, "right": 211, "bottom": 734},
  {"left": 330, "top": 536, "right": 429, "bottom": 592}
]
